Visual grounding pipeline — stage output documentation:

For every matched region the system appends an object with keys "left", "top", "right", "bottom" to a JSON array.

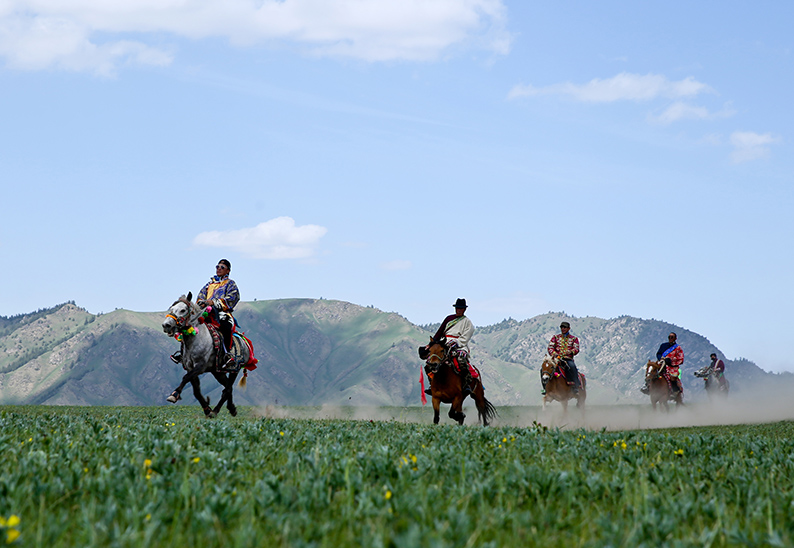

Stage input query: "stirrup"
[
  {"left": 541, "top": 389, "right": 546, "bottom": 395},
  {"left": 424, "top": 389, "right": 432, "bottom": 395},
  {"left": 170, "top": 351, "right": 182, "bottom": 364},
  {"left": 640, "top": 386, "right": 649, "bottom": 394}
]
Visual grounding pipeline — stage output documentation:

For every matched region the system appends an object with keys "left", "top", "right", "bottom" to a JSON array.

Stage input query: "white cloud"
[
  {"left": 380, "top": 260, "right": 412, "bottom": 271},
  {"left": 193, "top": 217, "right": 327, "bottom": 259},
  {"left": 0, "top": 0, "right": 511, "bottom": 74},
  {"left": 647, "top": 101, "right": 736, "bottom": 125},
  {"left": 508, "top": 73, "right": 713, "bottom": 103},
  {"left": 729, "top": 131, "right": 781, "bottom": 164}
]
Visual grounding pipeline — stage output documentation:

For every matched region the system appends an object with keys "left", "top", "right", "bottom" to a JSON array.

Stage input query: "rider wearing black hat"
[{"left": 425, "top": 298, "right": 476, "bottom": 394}]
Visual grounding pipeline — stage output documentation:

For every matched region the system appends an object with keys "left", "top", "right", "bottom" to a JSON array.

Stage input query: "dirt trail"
[{"left": 257, "top": 391, "right": 793, "bottom": 430}]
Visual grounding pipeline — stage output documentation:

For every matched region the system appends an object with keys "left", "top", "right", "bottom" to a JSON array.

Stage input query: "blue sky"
[{"left": 1, "top": 1, "right": 792, "bottom": 372}]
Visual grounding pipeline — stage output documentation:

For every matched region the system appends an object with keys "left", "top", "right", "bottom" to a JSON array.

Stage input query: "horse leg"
[
  {"left": 210, "top": 372, "right": 228, "bottom": 416},
  {"left": 167, "top": 367, "right": 203, "bottom": 403},
  {"left": 448, "top": 396, "right": 466, "bottom": 425},
  {"left": 472, "top": 387, "right": 489, "bottom": 426},
  {"left": 212, "top": 371, "right": 239, "bottom": 416},
  {"left": 432, "top": 397, "right": 441, "bottom": 425},
  {"left": 190, "top": 377, "right": 215, "bottom": 418}
]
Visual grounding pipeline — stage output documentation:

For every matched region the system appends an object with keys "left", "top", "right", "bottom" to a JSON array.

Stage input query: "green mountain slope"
[{"left": 0, "top": 300, "right": 789, "bottom": 407}]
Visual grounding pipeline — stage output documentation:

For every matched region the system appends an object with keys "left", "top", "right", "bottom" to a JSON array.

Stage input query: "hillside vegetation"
[{"left": 0, "top": 300, "right": 789, "bottom": 407}]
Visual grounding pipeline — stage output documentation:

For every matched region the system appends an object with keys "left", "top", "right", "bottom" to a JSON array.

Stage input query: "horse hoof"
[
  {"left": 166, "top": 391, "right": 181, "bottom": 403},
  {"left": 208, "top": 411, "right": 216, "bottom": 419},
  {"left": 228, "top": 405, "right": 238, "bottom": 417}
]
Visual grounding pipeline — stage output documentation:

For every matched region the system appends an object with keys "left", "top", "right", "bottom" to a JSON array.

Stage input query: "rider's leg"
[
  {"left": 540, "top": 370, "right": 547, "bottom": 395},
  {"left": 458, "top": 351, "right": 473, "bottom": 393},
  {"left": 564, "top": 359, "right": 579, "bottom": 394}
]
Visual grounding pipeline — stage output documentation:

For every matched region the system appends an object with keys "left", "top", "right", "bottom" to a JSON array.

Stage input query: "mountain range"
[{"left": 1, "top": 299, "right": 790, "bottom": 407}]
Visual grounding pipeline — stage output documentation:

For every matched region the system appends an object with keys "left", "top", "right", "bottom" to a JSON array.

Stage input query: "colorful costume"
[
  {"left": 656, "top": 341, "right": 684, "bottom": 393},
  {"left": 547, "top": 332, "right": 581, "bottom": 392},
  {"left": 197, "top": 275, "right": 239, "bottom": 353},
  {"left": 197, "top": 275, "right": 240, "bottom": 313}
]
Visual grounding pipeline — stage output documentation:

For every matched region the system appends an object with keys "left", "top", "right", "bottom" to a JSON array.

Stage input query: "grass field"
[{"left": 1, "top": 405, "right": 793, "bottom": 547}]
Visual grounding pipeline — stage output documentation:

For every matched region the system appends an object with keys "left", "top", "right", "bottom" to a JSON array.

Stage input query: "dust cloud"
[{"left": 255, "top": 385, "right": 794, "bottom": 432}]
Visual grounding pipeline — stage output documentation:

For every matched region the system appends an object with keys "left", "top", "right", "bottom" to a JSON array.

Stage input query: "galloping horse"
[
  {"left": 694, "top": 365, "right": 729, "bottom": 400},
  {"left": 540, "top": 356, "right": 586, "bottom": 414},
  {"left": 421, "top": 339, "right": 496, "bottom": 426},
  {"left": 644, "top": 359, "right": 683, "bottom": 411},
  {"left": 162, "top": 293, "right": 247, "bottom": 417}
]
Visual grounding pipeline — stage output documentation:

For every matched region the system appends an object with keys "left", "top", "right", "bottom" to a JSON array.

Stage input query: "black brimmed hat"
[{"left": 453, "top": 298, "right": 468, "bottom": 309}]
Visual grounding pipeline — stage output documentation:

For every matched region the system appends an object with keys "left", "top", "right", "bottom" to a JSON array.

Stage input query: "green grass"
[{"left": 1, "top": 406, "right": 793, "bottom": 547}]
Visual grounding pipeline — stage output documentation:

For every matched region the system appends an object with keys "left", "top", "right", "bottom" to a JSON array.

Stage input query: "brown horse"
[
  {"left": 420, "top": 339, "right": 496, "bottom": 426},
  {"left": 540, "top": 356, "right": 586, "bottom": 414},
  {"left": 645, "top": 359, "right": 683, "bottom": 411}
]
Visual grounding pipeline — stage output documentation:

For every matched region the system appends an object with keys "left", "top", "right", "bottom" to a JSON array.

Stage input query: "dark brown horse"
[
  {"left": 540, "top": 356, "right": 586, "bottom": 415},
  {"left": 420, "top": 339, "right": 496, "bottom": 426},
  {"left": 645, "top": 359, "right": 683, "bottom": 411}
]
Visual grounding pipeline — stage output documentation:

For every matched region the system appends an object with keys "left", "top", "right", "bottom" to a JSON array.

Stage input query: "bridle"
[
  {"left": 165, "top": 297, "right": 200, "bottom": 336},
  {"left": 646, "top": 360, "right": 667, "bottom": 382}
]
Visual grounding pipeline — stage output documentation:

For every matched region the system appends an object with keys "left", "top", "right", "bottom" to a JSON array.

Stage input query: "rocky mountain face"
[{"left": 0, "top": 300, "right": 788, "bottom": 407}]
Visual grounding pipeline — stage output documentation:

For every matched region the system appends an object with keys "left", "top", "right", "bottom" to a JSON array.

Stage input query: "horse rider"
[
  {"left": 641, "top": 332, "right": 684, "bottom": 395},
  {"left": 171, "top": 259, "right": 240, "bottom": 367},
  {"left": 425, "top": 298, "right": 475, "bottom": 394},
  {"left": 546, "top": 321, "right": 581, "bottom": 395},
  {"left": 709, "top": 352, "right": 728, "bottom": 389}
]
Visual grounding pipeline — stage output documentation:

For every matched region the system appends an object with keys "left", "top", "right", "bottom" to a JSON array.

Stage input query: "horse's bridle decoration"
[{"left": 165, "top": 298, "right": 200, "bottom": 341}]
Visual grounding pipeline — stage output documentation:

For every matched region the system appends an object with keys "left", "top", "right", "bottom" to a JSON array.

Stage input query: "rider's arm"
[
  {"left": 222, "top": 280, "right": 240, "bottom": 311},
  {"left": 569, "top": 336, "right": 580, "bottom": 358},
  {"left": 455, "top": 318, "right": 475, "bottom": 348}
]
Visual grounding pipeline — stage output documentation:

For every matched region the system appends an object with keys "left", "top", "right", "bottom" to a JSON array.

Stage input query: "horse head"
[
  {"left": 163, "top": 292, "right": 198, "bottom": 337},
  {"left": 540, "top": 356, "right": 561, "bottom": 385},
  {"left": 693, "top": 366, "right": 712, "bottom": 379},
  {"left": 425, "top": 338, "right": 448, "bottom": 367},
  {"left": 645, "top": 359, "right": 665, "bottom": 382}
]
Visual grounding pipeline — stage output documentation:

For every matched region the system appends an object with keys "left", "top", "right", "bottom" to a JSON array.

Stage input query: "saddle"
[{"left": 207, "top": 324, "right": 258, "bottom": 373}]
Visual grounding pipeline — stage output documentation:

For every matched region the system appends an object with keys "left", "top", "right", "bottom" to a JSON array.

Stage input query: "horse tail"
[
  {"left": 238, "top": 369, "right": 248, "bottom": 388},
  {"left": 479, "top": 397, "right": 497, "bottom": 426}
]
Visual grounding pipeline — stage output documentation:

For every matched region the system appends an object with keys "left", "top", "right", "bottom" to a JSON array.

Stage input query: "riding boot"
[
  {"left": 640, "top": 381, "right": 650, "bottom": 394},
  {"left": 462, "top": 368, "right": 473, "bottom": 394},
  {"left": 170, "top": 350, "right": 183, "bottom": 364},
  {"left": 424, "top": 376, "right": 433, "bottom": 396}
]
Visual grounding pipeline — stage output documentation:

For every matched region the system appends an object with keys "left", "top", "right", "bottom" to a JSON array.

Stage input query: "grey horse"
[{"left": 162, "top": 292, "right": 241, "bottom": 417}]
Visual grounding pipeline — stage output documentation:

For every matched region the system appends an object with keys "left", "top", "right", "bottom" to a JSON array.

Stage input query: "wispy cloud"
[
  {"left": 647, "top": 101, "right": 736, "bottom": 125},
  {"left": 193, "top": 217, "right": 327, "bottom": 259},
  {"left": 0, "top": 0, "right": 511, "bottom": 75},
  {"left": 380, "top": 260, "right": 412, "bottom": 271},
  {"left": 729, "top": 131, "right": 781, "bottom": 164},
  {"left": 508, "top": 72, "right": 713, "bottom": 103}
]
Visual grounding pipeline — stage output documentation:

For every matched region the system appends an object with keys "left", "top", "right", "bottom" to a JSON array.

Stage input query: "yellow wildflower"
[
  {"left": 192, "top": 457, "right": 200, "bottom": 463},
  {"left": 6, "top": 517, "right": 19, "bottom": 528},
  {"left": 385, "top": 490, "right": 392, "bottom": 500},
  {"left": 144, "top": 459, "right": 152, "bottom": 468},
  {"left": 6, "top": 528, "right": 20, "bottom": 543}
]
